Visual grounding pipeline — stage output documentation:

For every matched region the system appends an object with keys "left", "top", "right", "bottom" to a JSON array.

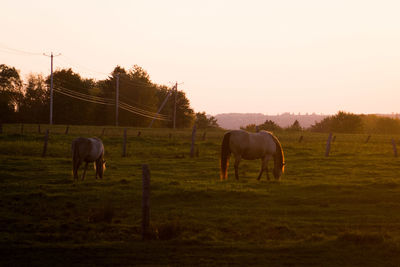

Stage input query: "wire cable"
[
  {"left": 54, "top": 88, "right": 114, "bottom": 106},
  {"left": 54, "top": 84, "right": 169, "bottom": 119},
  {"left": 56, "top": 85, "right": 114, "bottom": 103},
  {"left": 54, "top": 86, "right": 169, "bottom": 120},
  {"left": 0, "top": 43, "right": 42, "bottom": 56},
  {"left": 58, "top": 55, "right": 110, "bottom": 77}
]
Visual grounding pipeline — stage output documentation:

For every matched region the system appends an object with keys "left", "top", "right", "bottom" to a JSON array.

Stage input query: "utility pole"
[
  {"left": 173, "top": 82, "right": 178, "bottom": 129},
  {"left": 43, "top": 52, "right": 61, "bottom": 125},
  {"left": 148, "top": 84, "right": 175, "bottom": 128},
  {"left": 115, "top": 74, "right": 120, "bottom": 127}
]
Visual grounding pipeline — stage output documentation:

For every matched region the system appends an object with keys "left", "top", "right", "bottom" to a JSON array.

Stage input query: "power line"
[
  {"left": 44, "top": 65, "right": 162, "bottom": 93},
  {"left": 0, "top": 44, "right": 173, "bottom": 91},
  {"left": 50, "top": 77, "right": 172, "bottom": 118},
  {"left": 118, "top": 104, "right": 170, "bottom": 121},
  {"left": 55, "top": 87, "right": 169, "bottom": 120},
  {"left": 119, "top": 93, "right": 160, "bottom": 110},
  {"left": 56, "top": 86, "right": 114, "bottom": 103},
  {"left": 50, "top": 78, "right": 172, "bottom": 118},
  {"left": 54, "top": 86, "right": 169, "bottom": 120},
  {"left": 54, "top": 88, "right": 114, "bottom": 106},
  {"left": 57, "top": 55, "right": 163, "bottom": 90},
  {"left": 118, "top": 101, "right": 168, "bottom": 119},
  {"left": 0, "top": 43, "right": 177, "bottom": 122},
  {"left": 0, "top": 43, "right": 42, "bottom": 56},
  {"left": 58, "top": 55, "right": 110, "bottom": 77}
]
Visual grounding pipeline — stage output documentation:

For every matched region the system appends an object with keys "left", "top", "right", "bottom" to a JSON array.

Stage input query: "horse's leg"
[
  {"left": 261, "top": 155, "right": 271, "bottom": 181},
  {"left": 257, "top": 157, "right": 270, "bottom": 181},
  {"left": 82, "top": 162, "right": 89, "bottom": 180},
  {"left": 257, "top": 159, "right": 264, "bottom": 181},
  {"left": 234, "top": 155, "right": 241, "bottom": 180},
  {"left": 73, "top": 160, "right": 81, "bottom": 180}
]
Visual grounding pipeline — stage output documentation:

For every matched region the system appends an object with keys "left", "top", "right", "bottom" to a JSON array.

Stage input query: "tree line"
[
  {"left": 242, "top": 111, "right": 400, "bottom": 134},
  {"left": 0, "top": 64, "right": 219, "bottom": 129}
]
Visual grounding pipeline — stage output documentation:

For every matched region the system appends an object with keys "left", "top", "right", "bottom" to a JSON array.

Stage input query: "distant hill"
[
  {"left": 214, "top": 112, "right": 400, "bottom": 130},
  {"left": 214, "top": 113, "right": 328, "bottom": 130}
]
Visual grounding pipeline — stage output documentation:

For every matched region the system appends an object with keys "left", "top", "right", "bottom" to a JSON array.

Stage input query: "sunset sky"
[{"left": 1, "top": 0, "right": 400, "bottom": 115}]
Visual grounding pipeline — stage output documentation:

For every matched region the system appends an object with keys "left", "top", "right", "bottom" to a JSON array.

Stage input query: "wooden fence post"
[
  {"left": 298, "top": 135, "right": 303, "bottom": 143},
  {"left": 142, "top": 164, "right": 151, "bottom": 240},
  {"left": 65, "top": 126, "right": 69, "bottom": 135},
  {"left": 392, "top": 138, "right": 398, "bottom": 157},
  {"left": 137, "top": 131, "right": 141, "bottom": 137},
  {"left": 190, "top": 124, "right": 197, "bottom": 158},
  {"left": 38, "top": 124, "right": 41, "bottom": 134},
  {"left": 365, "top": 135, "right": 371, "bottom": 144},
  {"left": 332, "top": 135, "right": 336, "bottom": 143},
  {"left": 202, "top": 131, "right": 206, "bottom": 141},
  {"left": 42, "top": 130, "right": 49, "bottom": 157},
  {"left": 325, "top": 133, "right": 333, "bottom": 157},
  {"left": 122, "top": 128, "right": 127, "bottom": 157},
  {"left": 21, "top": 124, "right": 24, "bottom": 135}
]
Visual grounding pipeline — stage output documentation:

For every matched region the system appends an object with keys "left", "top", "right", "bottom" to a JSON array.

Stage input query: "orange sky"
[{"left": 1, "top": 0, "right": 400, "bottom": 115}]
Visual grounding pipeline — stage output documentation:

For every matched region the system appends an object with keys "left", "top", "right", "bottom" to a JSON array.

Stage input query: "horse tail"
[
  {"left": 220, "top": 132, "right": 231, "bottom": 180},
  {"left": 270, "top": 133, "right": 285, "bottom": 173}
]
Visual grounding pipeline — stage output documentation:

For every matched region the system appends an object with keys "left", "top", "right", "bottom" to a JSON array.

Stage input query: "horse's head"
[
  {"left": 102, "top": 159, "right": 106, "bottom": 171},
  {"left": 273, "top": 161, "right": 285, "bottom": 180},
  {"left": 96, "top": 159, "right": 106, "bottom": 179}
]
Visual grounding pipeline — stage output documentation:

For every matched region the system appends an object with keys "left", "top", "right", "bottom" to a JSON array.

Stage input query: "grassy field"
[{"left": 1, "top": 124, "right": 400, "bottom": 266}]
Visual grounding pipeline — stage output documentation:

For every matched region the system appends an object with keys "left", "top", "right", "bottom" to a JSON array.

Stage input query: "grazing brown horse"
[
  {"left": 220, "top": 130, "right": 285, "bottom": 181},
  {"left": 72, "top": 137, "right": 105, "bottom": 180}
]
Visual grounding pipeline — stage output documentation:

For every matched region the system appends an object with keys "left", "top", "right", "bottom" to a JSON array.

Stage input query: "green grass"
[{"left": 1, "top": 124, "right": 400, "bottom": 266}]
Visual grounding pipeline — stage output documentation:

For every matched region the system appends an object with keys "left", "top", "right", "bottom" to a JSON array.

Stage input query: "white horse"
[
  {"left": 72, "top": 137, "right": 105, "bottom": 180},
  {"left": 220, "top": 130, "right": 285, "bottom": 180}
]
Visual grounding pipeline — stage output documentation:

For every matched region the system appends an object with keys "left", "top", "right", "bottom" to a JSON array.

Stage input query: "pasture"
[{"left": 1, "top": 124, "right": 400, "bottom": 266}]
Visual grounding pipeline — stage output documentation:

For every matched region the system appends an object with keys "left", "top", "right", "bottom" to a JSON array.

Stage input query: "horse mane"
[{"left": 268, "top": 132, "right": 285, "bottom": 173}]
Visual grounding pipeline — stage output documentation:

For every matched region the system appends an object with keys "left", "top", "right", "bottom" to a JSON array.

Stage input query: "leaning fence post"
[
  {"left": 392, "top": 138, "right": 398, "bottom": 157},
  {"left": 42, "top": 130, "right": 49, "bottom": 157},
  {"left": 325, "top": 132, "right": 333, "bottom": 157},
  {"left": 365, "top": 135, "right": 371, "bottom": 144},
  {"left": 123, "top": 128, "right": 127, "bottom": 157},
  {"left": 65, "top": 125, "right": 69, "bottom": 135},
  {"left": 142, "top": 164, "right": 151, "bottom": 240},
  {"left": 298, "top": 135, "right": 303, "bottom": 143},
  {"left": 190, "top": 124, "right": 197, "bottom": 158}
]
